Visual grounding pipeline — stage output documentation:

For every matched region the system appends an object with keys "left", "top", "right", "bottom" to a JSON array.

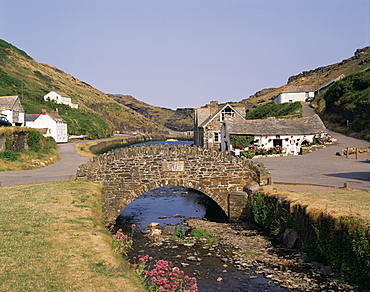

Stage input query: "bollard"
[{"left": 343, "top": 182, "right": 349, "bottom": 189}]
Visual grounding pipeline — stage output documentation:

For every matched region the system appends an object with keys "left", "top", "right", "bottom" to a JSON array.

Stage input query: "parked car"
[{"left": 0, "top": 116, "right": 12, "bottom": 127}]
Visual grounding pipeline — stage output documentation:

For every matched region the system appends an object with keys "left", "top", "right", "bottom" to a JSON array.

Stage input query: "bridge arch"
[{"left": 76, "top": 144, "right": 271, "bottom": 223}]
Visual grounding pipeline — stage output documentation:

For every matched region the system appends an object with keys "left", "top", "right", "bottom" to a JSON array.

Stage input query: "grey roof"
[
  {"left": 26, "top": 113, "right": 66, "bottom": 123},
  {"left": 283, "top": 86, "right": 315, "bottom": 93},
  {"left": 225, "top": 114, "right": 327, "bottom": 136},
  {"left": 47, "top": 113, "right": 66, "bottom": 123},
  {"left": 53, "top": 91, "right": 71, "bottom": 97},
  {"left": 0, "top": 96, "right": 19, "bottom": 110},
  {"left": 26, "top": 114, "right": 40, "bottom": 122}
]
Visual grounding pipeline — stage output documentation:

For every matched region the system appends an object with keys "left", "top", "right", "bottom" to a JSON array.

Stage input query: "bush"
[
  {"left": 27, "top": 129, "right": 41, "bottom": 152},
  {"left": 0, "top": 151, "right": 20, "bottom": 161}
]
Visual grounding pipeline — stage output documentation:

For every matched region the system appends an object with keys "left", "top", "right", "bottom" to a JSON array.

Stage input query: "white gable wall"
[
  {"left": 274, "top": 91, "right": 314, "bottom": 104},
  {"left": 30, "top": 114, "right": 68, "bottom": 143}
]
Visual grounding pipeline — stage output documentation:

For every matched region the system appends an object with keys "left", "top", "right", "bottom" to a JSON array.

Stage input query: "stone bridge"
[{"left": 76, "top": 144, "right": 271, "bottom": 224}]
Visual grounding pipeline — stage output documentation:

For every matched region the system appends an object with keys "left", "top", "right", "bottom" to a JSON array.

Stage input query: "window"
[
  {"left": 214, "top": 132, "right": 220, "bottom": 142},
  {"left": 220, "top": 106, "right": 236, "bottom": 121}
]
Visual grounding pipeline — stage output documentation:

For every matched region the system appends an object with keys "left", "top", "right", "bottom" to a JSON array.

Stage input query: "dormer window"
[{"left": 220, "top": 106, "right": 235, "bottom": 121}]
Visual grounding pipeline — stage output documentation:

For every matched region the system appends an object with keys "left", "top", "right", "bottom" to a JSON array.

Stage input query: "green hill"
[
  {"left": 0, "top": 39, "right": 166, "bottom": 138},
  {"left": 242, "top": 47, "right": 370, "bottom": 108},
  {"left": 314, "top": 68, "right": 370, "bottom": 140},
  {"left": 110, "top": 94, "right": 194, "bottom": 132}
]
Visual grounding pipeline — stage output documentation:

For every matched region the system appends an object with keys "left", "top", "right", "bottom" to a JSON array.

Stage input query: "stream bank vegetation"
[
  {"left": 252, "top": 185, "right": 370, "bottom": 290},
  {"left": 109, "top": 223, "right": 199, "bottom": 291}
]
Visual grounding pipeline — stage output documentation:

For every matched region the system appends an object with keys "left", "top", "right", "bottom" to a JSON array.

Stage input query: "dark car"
[{"left": 0, "top": 116, "right": 12, "bottom": 127}]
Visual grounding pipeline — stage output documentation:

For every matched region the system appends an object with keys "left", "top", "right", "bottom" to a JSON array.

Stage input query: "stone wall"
[
  {"left": 77, "top": 144, "right": 271, "bottom": 223},
  {"left": 0, "top": 130, "right": 29, "bottom": 152}
]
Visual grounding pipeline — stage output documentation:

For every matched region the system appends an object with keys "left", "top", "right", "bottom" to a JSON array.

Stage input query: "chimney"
[
  {"left": 42, "top": 109, "right": 46, "bottom": 115},
  {"left": 209, "top": 101, "right": 218, "bottom": 115}
]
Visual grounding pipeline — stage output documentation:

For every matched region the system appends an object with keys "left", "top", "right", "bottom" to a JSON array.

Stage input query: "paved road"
[
  {"left": 254, "top": 103, "right": 370, "bottom": 190},
  {"left": 0, "top": 142, "right": 90, "bottom": 186},
  {"left": 0, "top": 117, "right": 369, "bottom": 190}
]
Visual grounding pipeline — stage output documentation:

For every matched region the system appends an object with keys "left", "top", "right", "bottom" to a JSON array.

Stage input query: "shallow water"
[{"left": 116, "top": 186, "right": 293, "bottom": 292}]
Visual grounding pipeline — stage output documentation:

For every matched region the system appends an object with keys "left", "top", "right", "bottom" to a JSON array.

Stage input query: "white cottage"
[
  {"left": 274, "top": 86, "right": 315, "bottom": 104},
  {"left": 0, "top": 96, "right": 26, "bottom": 126},
  {"left": 44, "top": 91, "right": 79, "bottom": 109},
  {"left": 222, "top": 114, "right": 327, "bottom": 155},
  {"left": 26, "top": 109, "right": 68, "bottom": 143}
]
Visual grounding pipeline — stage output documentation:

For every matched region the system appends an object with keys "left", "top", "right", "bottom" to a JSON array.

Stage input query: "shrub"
[
  {"left": 27, "top": 129, "right": 41, "bottom": 152},
  {"left": 0, "top": 151, "right": 20, "bottom": 161}
]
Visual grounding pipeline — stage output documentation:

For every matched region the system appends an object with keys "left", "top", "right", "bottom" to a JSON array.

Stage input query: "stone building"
[
  {"left": 0, "top": 95, "right": 26, "bottom": 126},
  {"left": 194, "top": 101, "right": 246, "bottom": 150}
]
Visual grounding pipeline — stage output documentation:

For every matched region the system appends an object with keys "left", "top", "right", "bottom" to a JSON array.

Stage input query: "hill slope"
[
  {"left": 110, "top": 94, "right": 194, "bottom": 132},
  {"left": 0, "top": 39, "right": 165, "bottom": 138},
  {"left": 242, "top": 47, "right": 370, "bottom": 108},
  {"left": 314, "top": 68, "right": 370, "bottom": 140}
]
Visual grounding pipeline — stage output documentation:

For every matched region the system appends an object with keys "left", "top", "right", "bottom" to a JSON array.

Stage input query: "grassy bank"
[
  {"left": 255, "top": 184, "right": 370, "bottom": 289},
  {"left": 0, "top": 181, "right": 145, "bottom": 292}
]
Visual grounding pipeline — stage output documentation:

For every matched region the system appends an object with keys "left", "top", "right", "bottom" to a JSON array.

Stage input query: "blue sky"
[{"left": 1, "top": 1, "right": 369, "bottom": 109}]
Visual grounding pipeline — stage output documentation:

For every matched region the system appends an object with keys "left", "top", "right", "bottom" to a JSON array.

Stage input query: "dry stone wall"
[{"left": 77, "top": 144, "right": 271, "bottom": 223}]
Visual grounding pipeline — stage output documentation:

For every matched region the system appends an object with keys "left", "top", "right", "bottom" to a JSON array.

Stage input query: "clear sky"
[{"left": 1, "top": 1, "right": 369, "bottom": 109}]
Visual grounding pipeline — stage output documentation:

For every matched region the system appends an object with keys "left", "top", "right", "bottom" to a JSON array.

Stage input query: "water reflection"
[{"left": 116, "top": 186, "right": 227, "bottom": 231}]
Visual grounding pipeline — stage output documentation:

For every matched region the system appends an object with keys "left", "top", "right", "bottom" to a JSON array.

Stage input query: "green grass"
[
  {"left": 0, "top": 181, "right": 145, "bottom": 292},
  {"left": 245, "top": 101, "right": 302, "bottom": 120}
]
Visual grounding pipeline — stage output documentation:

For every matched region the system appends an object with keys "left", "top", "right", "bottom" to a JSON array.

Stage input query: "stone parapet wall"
[
  {"left": 0, "top": 129, "right": 29, "bottom": 152},
  {"left": 77, "top": 144, "right": 271, "bottom": 223}
]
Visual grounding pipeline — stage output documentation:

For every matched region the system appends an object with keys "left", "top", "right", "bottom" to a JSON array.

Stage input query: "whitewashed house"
[
  {"left": 274, "top": 86, "right": 315, "bottom": 104},
  {"left": 0, "top": 96, "right": 26, "bottom": 126},
  {"left": 26, "top": 109, "right": 68, "bottom": 143},
  {"left": 222, "top": 114, "right": 327, "bottom": 155},
  {"left": 44, "top": 91, "right": 78, "bottom": 109}
]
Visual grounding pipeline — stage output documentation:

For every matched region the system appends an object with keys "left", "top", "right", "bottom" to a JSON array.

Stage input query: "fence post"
[
  {"left": 346, "top": 147, "right": 349, "bottom": 158},
  {"left": 356, "top": 148, "right": 358, "bottom": 159}
]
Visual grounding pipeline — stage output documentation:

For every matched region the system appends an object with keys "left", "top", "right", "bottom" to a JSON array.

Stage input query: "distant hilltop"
[{"left": 241, "top": 46, "right": 370, "bottom": 108}]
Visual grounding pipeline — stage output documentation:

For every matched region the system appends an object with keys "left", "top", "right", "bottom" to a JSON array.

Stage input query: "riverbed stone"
[{"left": 283, "top": 228, "right": 298, "bottom": 249}]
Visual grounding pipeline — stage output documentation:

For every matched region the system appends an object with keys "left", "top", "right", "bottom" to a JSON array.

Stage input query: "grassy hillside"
[
  {"left": 0, "top": 39, "right": 162, "bottom": 138},
  {"left": 110, "top": 94, "right": 194, "bottom": 131},
  {"left": 245, "top": 101, "right": 302, "bottom": 120},
  {"left": 314, "top": 68, "right": 370, "bottom": 140},
  {"left": 242, "top": 47, "right": 370, "bottom": 108}
]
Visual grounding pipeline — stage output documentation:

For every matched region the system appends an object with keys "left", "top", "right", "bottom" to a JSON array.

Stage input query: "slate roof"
[
  {"left": 225, "top": 114, "right": 327, "bottom": 136},
  {"left": 47, "top": 113, "right": 66, "bottom": 123},
  {"left": 26, "top": 113, "right": 66, "bottom": 123},
  {"left": 0, "top": 96, "right": 19, "bottom": 110},
  {"left": 283, "top": 86, "right": 315, "bottom": 93},
  {"left": 26, "top": 114, "right": 40, "bottom": 122},
  {"left": 53, "top": 91, "right": 71, "bottom": 97}
]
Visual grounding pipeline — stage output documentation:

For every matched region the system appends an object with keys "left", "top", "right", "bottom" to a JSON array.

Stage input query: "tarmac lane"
[
  {"left": 0, "top": 142, "right": 90, "bottom": 186},
  {"left": 0, "top": 131, "right": 369, "bottom": 190}
]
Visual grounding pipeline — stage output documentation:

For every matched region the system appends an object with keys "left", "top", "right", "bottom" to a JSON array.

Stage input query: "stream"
[
  {"left": 116, "top": 186, "right": 295, "bottom": 292},
  {"left": 113, "top": 141, "right": 358, "bottom": 291}
]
